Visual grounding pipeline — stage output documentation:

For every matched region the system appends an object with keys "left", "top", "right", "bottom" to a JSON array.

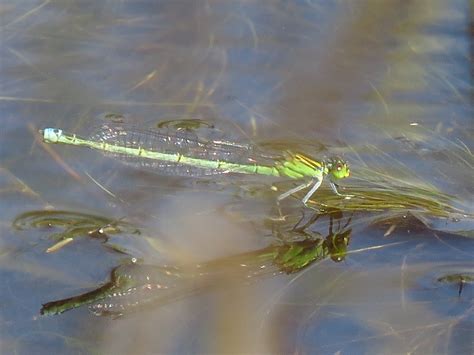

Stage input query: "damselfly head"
[{"left": 326, "top": 157, "right": 350, "bottom": 180}]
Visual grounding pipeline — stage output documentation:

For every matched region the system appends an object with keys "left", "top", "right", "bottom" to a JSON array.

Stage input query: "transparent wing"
[{"left": 88, "top": 123, "right": 279, "bottom": 177}]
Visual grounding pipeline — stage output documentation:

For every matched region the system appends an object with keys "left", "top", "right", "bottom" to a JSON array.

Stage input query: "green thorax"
[
  {"left": 274, "top": 152, "right": 350, "bottom": 180},
  {"left": 274, "top": 151, "right": 326, "bottom": 179}
]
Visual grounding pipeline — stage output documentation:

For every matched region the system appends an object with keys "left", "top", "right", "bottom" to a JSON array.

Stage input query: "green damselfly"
[{"left": 41, "top": 124, "right": 351, "bottom": 205}]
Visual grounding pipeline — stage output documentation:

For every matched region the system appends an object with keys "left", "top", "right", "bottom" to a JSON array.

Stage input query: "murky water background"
[{"left": 1, "top": 1, "right": 473, "bottom": 354}]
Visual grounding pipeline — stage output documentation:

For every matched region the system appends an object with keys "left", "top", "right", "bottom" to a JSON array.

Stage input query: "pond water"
[{"left": 1, "top": 1, "right": 473, "bottom": 354}]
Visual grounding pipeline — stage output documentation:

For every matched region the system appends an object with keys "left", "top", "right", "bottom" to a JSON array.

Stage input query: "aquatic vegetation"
[
  {"left": 285, "top": 184, "right": 467, "bottom": 217},
  {"left": 157, "top": 118, "right": 215, "bottom": 131},
  {"left": 13, "top": 210, "right": 140, "bottom": 253}
]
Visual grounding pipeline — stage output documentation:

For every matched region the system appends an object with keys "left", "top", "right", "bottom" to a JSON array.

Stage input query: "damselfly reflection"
[{"left": 41, "top": 209, "right": 352, "bottom": 317}]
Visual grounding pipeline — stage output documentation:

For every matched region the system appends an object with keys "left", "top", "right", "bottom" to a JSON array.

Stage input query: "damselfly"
[{"left": 41, "top": 124, "right": 350, "bottom": 205}]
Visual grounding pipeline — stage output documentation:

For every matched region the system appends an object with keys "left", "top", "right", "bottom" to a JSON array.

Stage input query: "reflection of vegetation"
[
  {"left": 12, "top": 210, "right": 140, "bottom": 253},
  {"left": 41, "top": 209, "right": 351, "bottom": 316}
]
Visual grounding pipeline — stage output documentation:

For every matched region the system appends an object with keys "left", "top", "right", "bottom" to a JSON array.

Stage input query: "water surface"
[{"left": 1, "top": 1, "right": 473, "bottom": 354}]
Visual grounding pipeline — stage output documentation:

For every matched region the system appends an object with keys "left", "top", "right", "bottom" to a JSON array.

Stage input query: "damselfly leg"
[
  {"left": 277, "top": 178, "right": 323, "bottom": 206},
  {"left": 329, "top": 181, "right": 353, "bottom": 198},
  {"left": 302, "top": 179, "right": 322, "bottom": 205},
  {"left": 277, "top": 180, "right": 315, "bottom": 202}
]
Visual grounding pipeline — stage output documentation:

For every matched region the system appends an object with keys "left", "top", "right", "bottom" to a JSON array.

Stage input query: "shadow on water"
[{"left": 0, "top": 0, "right": 473, "bottom": 354}]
